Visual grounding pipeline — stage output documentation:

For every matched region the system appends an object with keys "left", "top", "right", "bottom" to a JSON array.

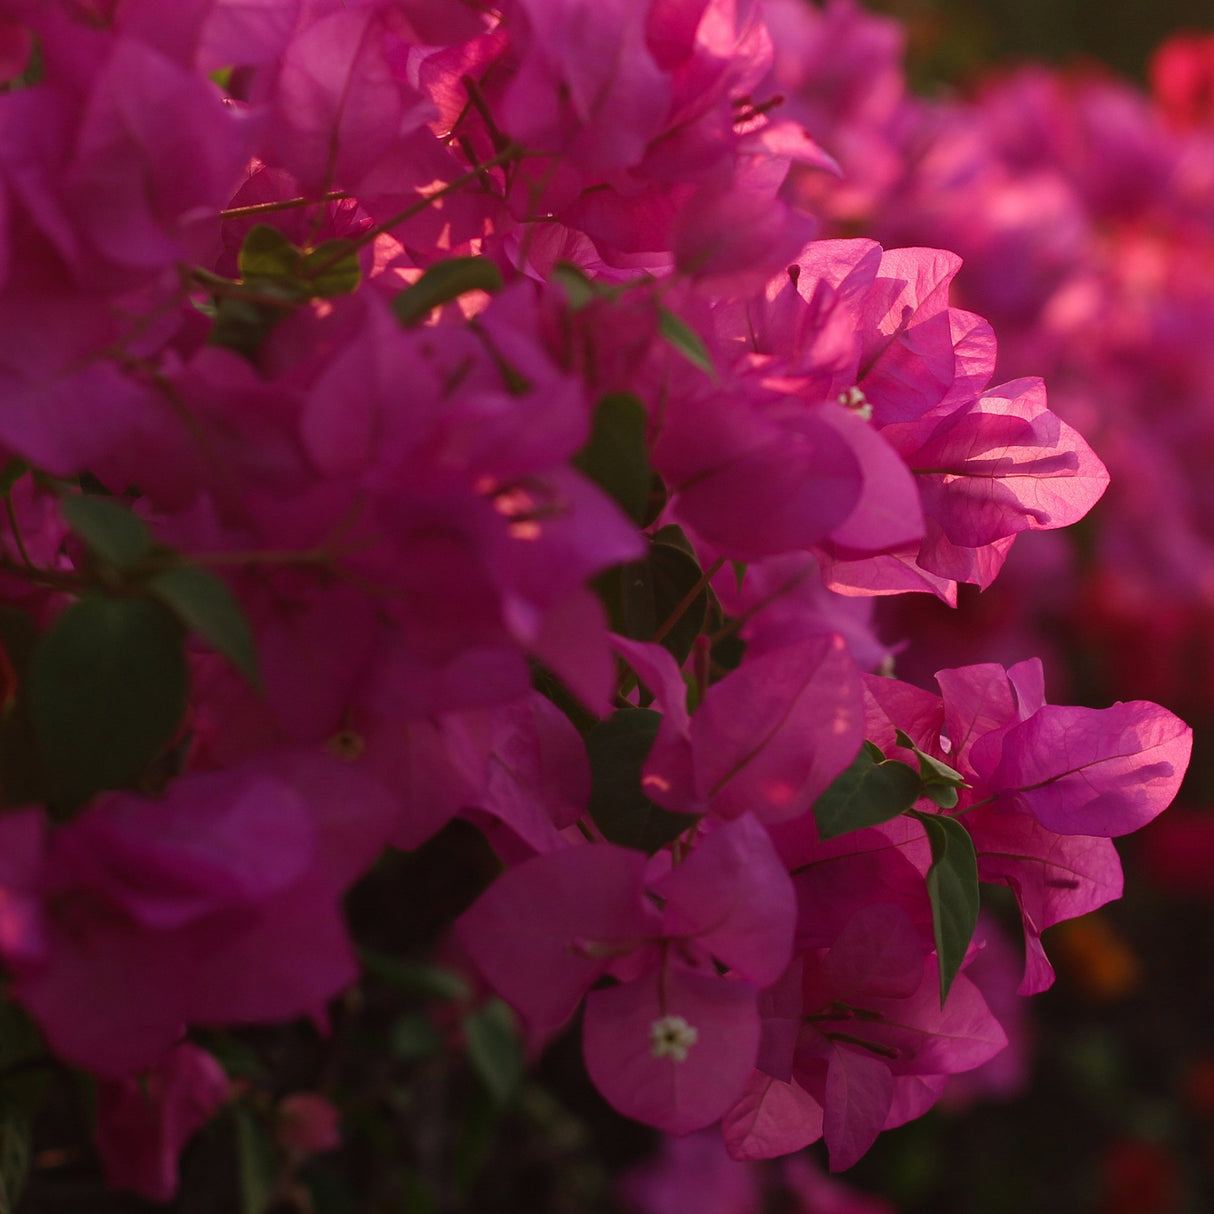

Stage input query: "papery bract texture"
[
  {"left": 94, "top": 1044, "right": 229, "bottom": 1203},
  {"left": 973, "top": 701, "right": 1192, "bottom": 837}
]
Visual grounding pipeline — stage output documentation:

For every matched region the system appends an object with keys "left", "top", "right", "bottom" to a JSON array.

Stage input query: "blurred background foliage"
[
  {"left": 835, "top": 4, "right": 1214, "bottom": 1212},
  {"left": 872, "top": 0, "right": 1214, "bottom": 84}
]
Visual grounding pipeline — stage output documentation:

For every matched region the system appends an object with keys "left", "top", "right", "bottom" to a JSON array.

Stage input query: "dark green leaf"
[
  {"left": 925, "top": 783, "right": 960, "bottom": 810},
  {"left": 238, "top": 223, "right": 298, "bottom": 281},
  {"left": 550, "top": 261, "right": 599, "bottom": 310},
  {"left": 392, "top": 257, "right": 504, "bottom": 326},
  {"left": 29, "top": 596, "right": 188, "bottom": 810},
  {"left": 603, "top": 538, "right": 709, "bottom": 667},
  {"left": 893, "top": 727, "right": 968, "bottom": 787},
  {"left": 912, "top": 810, "right": 980, "bottom": 1004},
  {"left": 390, "top": 1014, "right": 444, "bottom": 1063},
  {"left": 300, "top": 239, "right": 361, "bottom": 298},
  {"left": 462, "top": 998, "right": 522, "bottom": 1106},
  {"left": 0, "top": 461, "right": 27, "bottom": 495},
  {"left": 233, "top": 1105, "right": 277, "bottom": 1214},
  {"left": 0, "top": 1005, "right": 46, "bottom": 1121},
  {"left": 710, "top": 630, "right": 746, "bottom": 677},
  {"left": 0, "top": 1103, "right": 29, "bottom": 1214},
  {"left": 208, "top": 295, "right": 286, "bottom": 359},
  {"left": 204, "top": 1035, "right": 270, "bottom": 1084},
  {"left": 3, "top": 40, "right": 41, "bottom": 92},
  {"left": 147, "top": 564, "right": 260, "bottom": 687},
  {"left": 0, "top": 1001, "right": 42, "bottom": 1084},
  {"left": 646, "top": 543, "right": 710, "bottom": 663},
  {"left": 394, "top": 1170, "right": 439, "bottom": 1214},
  {"left": 60, "top": 494, "right": 152, "bottom": 570},
  {"left": 0, "top": 1000, "right": 44, "bottom": 1197},
  {"left": 0, "top": 608, "right": 46, "bottom": 808},
  {"left": 573, "top": 393, "right": 652, "bottom": 522},
  {"left": 650, "top": 523, "right": 697, "bottom": 557},
  {"left": 453, "top": 1083, "right": 500, "bottom": 1199},
  {"left": 658, "top": 306, "right": 714, "bottom": 375},
  {"left": 813, "top": 747, "right": 922, "bottom": 840},
  {"left": 358, "top": 948, "right": 470, "bottom": 1001},
  {"left": 586, "top": 708, "right": 697, "bottom": 852},
  {"left": 301, "top": 1161, "right": 362, "bottom": 1214}
]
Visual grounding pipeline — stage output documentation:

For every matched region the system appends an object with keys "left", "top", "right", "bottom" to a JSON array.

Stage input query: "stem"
[
  {"left": 307, "top": 143, "right": 525, "bottom": 277},
  {"left": 185, "top": 268, "right": 301, "bottom": 310},
  {"left": 824, "top": 1031, "right": 900, "bottom": 1060},
  {"left": 613, "top": 554, "right": 726, "bottom": 703},
  {"left": 460, "top": 73, "right": 514, "bottom": 156},
  {"left": 708, "top": 561, "right": 817, "bottom": 647},
  {"left": 949, "top": 793, "right": 999, "bottom": 816},
  {"left": 0, "top": 557, "right": 87, "bottom": 593},
  {"left": 163, "top": 547, "right": 336, "bottom": 570},
  {"left": 219, "top": 191, "right": 352, "bottom": 220},
  {"left": 4, "top": 494, "right": 33, "bottom": 570},
  {"left": 691, "top": 634, "right": 711, "bottom": 706},
  {"left": 651, "top": 556, "right": 725, "bottom": 646}
]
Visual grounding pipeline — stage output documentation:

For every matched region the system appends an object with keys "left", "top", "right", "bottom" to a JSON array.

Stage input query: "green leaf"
[
  {"left": 585, "top": 708, "right": 697, "bottom": 853},
  {"left": 29, "top": 596, "right": 188, "bottom": 810},
  {"left": 300, "top": 239, "right": 361, "bottom": 298},
  {"left": 358, "top": 948, "right": 470, "bottom": 1001},
  {"left": 60, "top": 494, "right": 152, "bottom": 570},
  {"left": 599, "top": 529, "right": 710, "bottom": 666},
  {"left": 146, "top": 564, "right": 260, "bottom": 687},
  {"left": 453, "top": 1084, "right": 501, "bottom": 1199},
  {"left": 233, "top": 1105, "right": 278, "bottom": 1214},
  {"left": 235, "top": 226, "right": 359, "bottom": 300},
  {"left": 0, "top": 461, "right": 27, "bottom": 495},
  {"left": 647, "top": 544, "right": 711, "bottom": 663},
  {"left": 301, "top": 1161, "right": 362, "bottom": 1214},
  {"left": 812, "top": 746, "right": 922, "bottom": 840},
  {"left": 462, "top": 998, "right": 522, "bottom": 1106},
  {"left": 658, "top": 306, "right": 714, "bottom": 375},
  {"left": 0, "top": 1001, "right": 48, "bottom": 1118},
  {"left": 550, "top": 261, "right": 599, "bottom": 310},
  {"left": 208, "top": 294, "right": 289, "bottom": 359},
  {"left": 925, "top": 783, "right": 960, "bottom": 810},
  {"left": 0, "top": 1001, "right": 39, "bottom": 1214},
  {"left": 238, "top": 223, "right": 299, "bottom": 281},
  {"left": 0, "top": 1103, "right": 29, "bottom": 1214},
  {"left": 912, "top": 810, "right": 980, "bottom": 1004},
  {"left": 0, "top": 608, "right": 46, "bottom": 808},
  {"left": 573, "top": 393, "right": 652, "bottom": 523},
  {"left": 893, "top": 727, "right": 968, "bottom": 787},
  {"left": 709, "top": 630, "right": 746, "bottom": 679},
  {"left": 390, "top": 1014, "right": 444, "bottom": 1063},
  {"left": 650, "top": 523, "right": 697, "bottom": 557},
  {"left": 204, "top": 1034, "right": 270, "bottom": 1084},
  {"left": 391, "top": 257, "right": 504, "bottom": 326}
]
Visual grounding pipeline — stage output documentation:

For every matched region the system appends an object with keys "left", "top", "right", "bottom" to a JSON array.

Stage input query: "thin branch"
[{"left": 219, "top": 191, "right": 352, "bottom": 220}]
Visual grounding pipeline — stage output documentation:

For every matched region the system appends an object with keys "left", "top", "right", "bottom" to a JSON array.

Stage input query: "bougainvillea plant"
[{"left": 0, "top": 0, "right": 1192, "bottom": 1207}]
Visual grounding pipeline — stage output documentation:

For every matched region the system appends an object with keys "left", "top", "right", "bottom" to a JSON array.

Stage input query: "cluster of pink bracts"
[
  {"left": 0, "top": 0, "right": 1194, "bottom": 1203},
  {"left": 781, "top": 2, "right": 1214, "bottom": 710}
]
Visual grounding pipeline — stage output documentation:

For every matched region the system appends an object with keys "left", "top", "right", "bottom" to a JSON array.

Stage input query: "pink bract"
[{"left": 94, "top": 1043, "right": 229, "bottom": 1202}]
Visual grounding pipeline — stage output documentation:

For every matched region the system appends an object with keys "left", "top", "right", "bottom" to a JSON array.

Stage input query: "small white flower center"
[
  {"left": 649, "top": 1015, "right": 699, "bottom": 1063},
  {"left": 837, "top": 385, "right": 873, "bottom": 421}
]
